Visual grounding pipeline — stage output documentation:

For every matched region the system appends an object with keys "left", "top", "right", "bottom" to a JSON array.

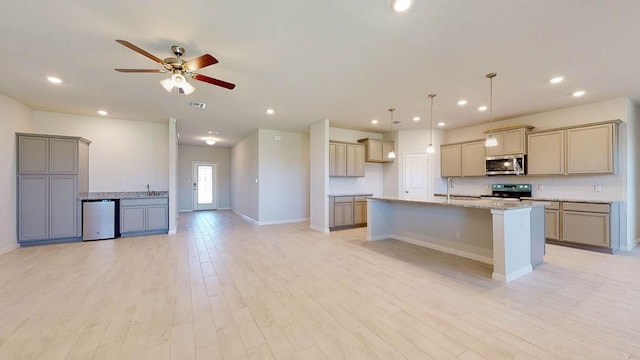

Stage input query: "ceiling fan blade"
[
  {"left": 115, "top": 40, "right": 165, "bottom": 65},
  {"left": 115, "top": 68, "right": 166, "bottom": 73},
  {"left": 184, "top": 54, "right": 218, "bottom": 71},
  {"left": 193, "top": 74, "right": 236, "bottom": 90}
]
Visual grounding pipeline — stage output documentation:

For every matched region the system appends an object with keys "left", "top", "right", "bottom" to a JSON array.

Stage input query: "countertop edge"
[
  {"left": 368, "top": 196, "right": 548, "bottom": 211},
  {"left": 80, "top": 191, "right": 169, "bottom": 200},
  {"left": 521, "top": 197, "right": 618, "bottom": 204},
  {"left": 328, "top": 193, "right": 374, "bottom": 197}
]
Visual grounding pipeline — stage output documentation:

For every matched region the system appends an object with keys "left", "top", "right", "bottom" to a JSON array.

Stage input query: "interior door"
[
  {"left": 403, "top": 153, "right": 429, "bottom": 198},
  {"left": 192, "top": 161, "right": 218, "bottom": 211}
]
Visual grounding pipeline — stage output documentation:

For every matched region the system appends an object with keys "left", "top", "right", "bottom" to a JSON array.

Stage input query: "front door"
[
  {"left": 192, "top": 161, "right": 218, "bottom": 211},
  {"left": 403, "top": 153, "right": 429, "bottom": 198}
]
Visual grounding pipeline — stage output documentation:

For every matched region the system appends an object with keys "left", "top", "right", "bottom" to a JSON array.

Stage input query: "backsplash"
[
  {"left": 329, "top": 163, "right": 383, "bottom": 196},
  {"left": 436, "top": 174, "right": 623, "bottom": 201}
]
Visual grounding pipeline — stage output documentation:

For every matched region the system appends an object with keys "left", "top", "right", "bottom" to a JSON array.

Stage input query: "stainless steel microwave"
[{"left": 485, "top": 154, "right": 526, "bottom": 176}]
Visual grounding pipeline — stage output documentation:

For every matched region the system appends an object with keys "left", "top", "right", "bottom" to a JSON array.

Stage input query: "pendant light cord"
[
  {"left": 428, "top": 94, "right": 435, "bottom": 145},
  {"left": 486, "top": 72, "right": 497, "bottom": 135}
]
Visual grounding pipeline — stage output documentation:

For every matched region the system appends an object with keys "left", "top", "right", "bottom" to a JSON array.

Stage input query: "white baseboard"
[
  {"left": 492, "top": 265, "right": 533, "bottom": 283},
  {"left": 178, "top": 209, "right": 192, "bottom": 213},
  {"left": 309, "top": 225, "right": 329, "bottom": 233},
  {"left": 258, "top": 218, "right": 309, "bottom": 226},
  {"left": 233, "top": 210, "right": 259, "bottom": 225},
  {"left": 0, "top": 243, "right": 19, "bottom": 256}
]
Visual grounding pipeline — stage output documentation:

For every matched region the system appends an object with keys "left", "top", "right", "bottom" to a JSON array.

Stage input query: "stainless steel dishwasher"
[{"left": 83, "top": 200, "right": 115, "bottom": 240}]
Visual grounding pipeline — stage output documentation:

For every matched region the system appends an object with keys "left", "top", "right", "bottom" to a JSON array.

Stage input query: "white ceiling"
[{"left": 2, "top": 1, "right": 640, "bottom": 146}]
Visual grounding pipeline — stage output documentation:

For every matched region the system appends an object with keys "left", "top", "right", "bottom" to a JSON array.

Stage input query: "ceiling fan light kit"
[{"left": 115, "top": 39, "right": 236, "bottom": 95}]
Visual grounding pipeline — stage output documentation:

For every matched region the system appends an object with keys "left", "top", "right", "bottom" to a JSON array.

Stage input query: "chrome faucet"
[{"left": 446, "top": 177, "right": 453, "bottom": 202}]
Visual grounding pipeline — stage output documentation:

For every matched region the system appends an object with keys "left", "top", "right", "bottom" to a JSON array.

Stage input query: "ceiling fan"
[{"left": 115, "top": 39, "right": 236, "bottom": 94}]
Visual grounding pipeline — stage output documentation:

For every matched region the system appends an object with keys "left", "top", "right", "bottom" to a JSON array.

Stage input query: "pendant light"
[
  {"left": 485, "top": 72, "right": 498, "bottom": 147},
  {"left": 387, "top": 108, "right": 396, "bottom": 159},
  {"left": 426, "top": 94, "right": 436, "bottom": 154}
]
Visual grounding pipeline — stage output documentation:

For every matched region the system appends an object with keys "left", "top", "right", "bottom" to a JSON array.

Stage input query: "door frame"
[{"left": 192, "top": 161, "right": 218, "bottom": 211}]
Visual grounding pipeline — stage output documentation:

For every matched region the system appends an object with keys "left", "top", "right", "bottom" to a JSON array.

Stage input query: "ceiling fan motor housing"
[{"left": 171, "top": 45, "right": 185, "bottom": 57}]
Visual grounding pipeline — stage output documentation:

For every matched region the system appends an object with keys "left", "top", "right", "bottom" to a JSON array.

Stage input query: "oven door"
[{"left": 485, "top": 155, "right": 526, "bottom": 176}]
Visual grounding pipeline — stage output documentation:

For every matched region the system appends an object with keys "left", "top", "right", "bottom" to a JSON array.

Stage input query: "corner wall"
[
  {"left": 0, "top": 94, "right": 33, "bottom": 253},
  {"left": 231, "top": 130, "right": 259, "bottom": 221},
  {"left": 258, "top": 129, "right": 309, "bottom": 224},
  {"left": 309, "top": 120, "right": 329, "bottom": 232},
  {"left": 178, "top": 145, "right": 231, "bottom": 211}
]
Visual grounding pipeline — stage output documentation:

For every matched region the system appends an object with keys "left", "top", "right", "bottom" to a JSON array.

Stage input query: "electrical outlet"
[
  {"left": 538, "top": 184, "right": 544, "bottom": 191},
  {"left": 595, "top": 185, "right": 602, "bottom": 192},
  {"left": 455, "top": 230, "right": 461, "bottom": 238}
]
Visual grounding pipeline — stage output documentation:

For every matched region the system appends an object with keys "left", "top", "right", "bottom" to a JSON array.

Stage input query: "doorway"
[
  {"left": 403, "top": 153, "right": 429, "bottom": 198},
  {"left": 192, "top": 161, "right": 218, "bottom": 211}
]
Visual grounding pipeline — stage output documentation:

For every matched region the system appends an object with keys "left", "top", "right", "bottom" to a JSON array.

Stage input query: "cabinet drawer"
[
  {"left": 562, "top": 202, "right": 609, "bottom": 213},
  {"left": 334, "top": 196, "right": 354, "bottom": 203},
  {"left": 121, "top": 197, "right": 169, "bottom": 207},
  {"left": 545, "top": 201, "right": 560, "bottom": 210},
  {"left": 354, "top": 196, "right": 368, "bottom": 202}
]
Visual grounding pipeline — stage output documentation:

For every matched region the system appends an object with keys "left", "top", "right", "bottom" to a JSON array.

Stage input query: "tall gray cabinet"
[{"left": 17, "top": 134, "right": 90, "bottom": 245}]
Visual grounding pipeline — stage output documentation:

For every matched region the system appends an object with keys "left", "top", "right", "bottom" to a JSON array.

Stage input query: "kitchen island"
[{"left": 367, "top": 196, "right": 547, "bottom": 283}]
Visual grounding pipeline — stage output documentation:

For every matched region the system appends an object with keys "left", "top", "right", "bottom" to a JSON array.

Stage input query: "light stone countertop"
[
  {"left": 521, "top": 197, "right": 617, "bottom": 204},
  {"left": 80, "top": 191, "right": 169, "bottom": 200},
  {"left": 328, "top": 193, "right": 374, "bottom": 197},
  {"left": 368, "top": 195, "right": 548, "bottom": 211}
]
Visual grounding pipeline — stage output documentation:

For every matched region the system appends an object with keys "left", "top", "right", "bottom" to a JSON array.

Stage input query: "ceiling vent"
[{"left": 188, "top": 101, "right": 206, "bottom": 109}]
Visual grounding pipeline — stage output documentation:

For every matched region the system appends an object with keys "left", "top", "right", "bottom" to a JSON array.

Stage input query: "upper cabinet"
[
  {"left": 19, "top": 136, "right": 80, "bottom": 174},
  {"left": 329, "top": 141, "right": 365, "bottom": 177},
  {"left": 567, "top": 123, "right": 616, "bottom": 174},
  {"left": 485, "top": 126, "right": 533, "bottom": 157},
  {"left": 527, "top": 130, "right": 565, "bottom": 175},
  {"left": 357, "top": 138, "right": 395, "bottom": 163},
  {"left": 440, "top": 140, "right": 485, "bottom": 177},
  {"left": 527, "top": 121, "right": 619, "bottom": 176}
]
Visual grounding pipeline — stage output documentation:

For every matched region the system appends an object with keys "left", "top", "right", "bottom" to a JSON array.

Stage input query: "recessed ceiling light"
[
  {"left": 371, "top": 119, "right": 378, "bottom": 124},
  {"left": 205, "top": 139, "right": 216, "bottom": 145},
  {"left": 412, "top": 116, "right": 420, "bottom": 122},
  {"left": 47, "top": 76, "right": 62, "bottom": 84},
  {"left": 478, "top": 106, "right": 488, "bottom": 111},
  {"left": 266, "top": 108, "right": 275, "bottom": 115},
  {"left": 392, "top": 0, "right": 412, "bottom": 12},
  {"left": 457, "top": 100, "right": 467, "bottom": 106},
  {"left": 572, "top": 90, "right": 586, "bottom": 97},
  {"left": 437, "top": 122, "right": 445, "bottom": 127},
  {"left": 97, "top": 110, "right": 108, "bottom": 116},
  {"left": 549, "top": 76, "right": 565, "bottom": 84}
]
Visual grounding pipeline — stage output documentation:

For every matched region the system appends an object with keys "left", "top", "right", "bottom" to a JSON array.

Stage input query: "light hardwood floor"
[{"left": 0, "top": 210, "right": 639, "bottom": 359}]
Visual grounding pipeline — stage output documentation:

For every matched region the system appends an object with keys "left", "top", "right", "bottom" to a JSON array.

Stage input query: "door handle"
[{"left": 405, "top": 191, "right": 409, "bottom": 193}]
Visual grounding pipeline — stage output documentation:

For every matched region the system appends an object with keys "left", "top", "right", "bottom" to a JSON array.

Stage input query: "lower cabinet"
[
  {"left": 120, "top": 198, "right": 169, "bottom": 236},
  {"left": 329, "top": 195, "right": 369, "bottom": 230},
  {"left": 562, "top": 202, "right": 612, "bottom": 248},
  {"left": 533, "top": 200, "right": 619, "bottom": 252},
  {"left": 18, "top": 175, "right": 79, "bottom": 243}
]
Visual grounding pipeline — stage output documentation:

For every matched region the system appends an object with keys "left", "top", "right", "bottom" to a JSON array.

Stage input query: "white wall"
[
  {"left": 395, "top": 128, "right": 446, "bottom": 196},
  {"left": 0, "top": 94, "right": 33, "bottom": 253},
  {"left": 329, "top": 127, "right": 384, "bottom": 196},
  {"left": 178, "top": 145, "right": 231, "bottom": 211},
  {"left": 31, "top": 111, "right": 169, "bottom": 192},
  {"left": 258, "top": 129, "right": 309, "bottom": 224},
  {"left": 231, "top": 130, "right": 259, "bottom": 221},
  {"left": 309, "top": 120, "right": 329, "bottom": 232}
]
